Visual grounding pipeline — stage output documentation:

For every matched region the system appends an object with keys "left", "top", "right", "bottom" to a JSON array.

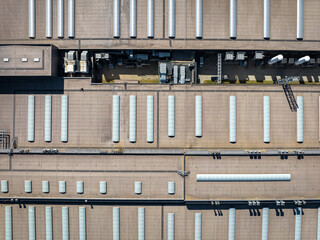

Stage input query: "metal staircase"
[
  {"left": 217, "top": 53, "right": 222, "bottom": 84},
  {"left": 277, "top": 76, "right": 300, "bottom": 112}
]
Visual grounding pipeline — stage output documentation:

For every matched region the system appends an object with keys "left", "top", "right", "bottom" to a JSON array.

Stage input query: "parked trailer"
[
  {"left": 57, "top": 0, "right": 64, "bottom": 38},
  {"left": 29, "top": 0, "right": 36, "bottom": 38},
  {"left": 46, "top": 0, "right": 53, "bottom": 38},
  {"left": 130, "top": 0, "right": 137, "bottom": 38},
  {"left": 147, "top": 0, "right": 154, "bottom": 38},
  {"left": 68, "top": 0, "right": 75, "bottom": 38},
  {"left": 229, "top": 0, "right": 237, "bottom": 39},
  {"left": 195, "top": 0, "right": 203, "bottom": 39},
  {"left": 113, "top": 0, "right": 120, "bottom": 38},
  {"left": 168, "top": 0, "right": 175, "bottom": 38},
  {"left": 263, "top": 0, "right": 270, "bottom": 39}
]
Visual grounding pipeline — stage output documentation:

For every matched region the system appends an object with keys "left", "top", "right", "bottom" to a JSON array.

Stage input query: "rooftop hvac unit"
[
  {"left": 66, "top": 64, "right": 75, "bottom": 73},
  {"left": 254, "top": 51, "right": 264, "bottom": 60},
  {"left": 67, "top": 51, "right": 75, "bottom": 60},
  {"left": 80, "top": 51, "right": 88, "bottom": 61},
  {"left": 225, "top": 52, "right": 234, "bottom": 61},
  {"left": 180, "top": 66, "right": 185, "bottom": 84},
  {"left": 159, "top": 63, "right": 166, "bottom": 74},
  {"left": 173, "top": 65, "right": 178, "bottom": 84},
  {"left": 236, "top": 52, "right": 246, "bottom": 61}
]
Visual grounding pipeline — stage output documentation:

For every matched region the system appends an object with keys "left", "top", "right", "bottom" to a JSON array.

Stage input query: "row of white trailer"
[
  {"left": 28, "top": 0, "right": 75, "bottom": 38},
  {"left": 28, "top": 0, "right": 305, "bottom": 40},
  {"left": 27, "top": 95, "right": 68, "bottom": 143},
  {"left": 26, "top": 95, "right": 319, "bottom": 144},
  {"left": 112, "top": 95, "right": 319, "bottom": 144},
  {"left": 0, "top": 180, "right": 176, "bottom": 195},
  {"left": 1, "top": 206, "right": 316, "bottom": 240}
]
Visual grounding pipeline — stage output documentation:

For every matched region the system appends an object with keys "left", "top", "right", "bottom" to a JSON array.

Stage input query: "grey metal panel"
[
  {"left": 59, "top": 181, "right": 66, "bottom": 194},
  {"left": 168, "top": 182, "right": 175, "bottom": 195},
  {"left": 229, "top": 0, "right": 237, "bottom": 39},
  {"left": 77, "top": 181, "right": 84, "bottom": 194},
  {"left": 197, "top": 174, "right": 291, "bottom": 182},
  {"left": 130, "top": 0, "right": 137, "bottom": 38},
  {"left": 147, "top": 95, "right": 154, "bottom": 143},
  {"left": 29, "top": 206, "right": 36, "bottom": 240},
  {"left": 113, "top": 207, "right": 120, "bottom": 240},
  {"left": 147, "top": 0, "right": 154, "bottom": 38},
  {"left": 195, "top": 0, "right": 203, "bottom": 38},
  {"left": 29, "top": 0, "right": 36, "bottom": 38},
  {"left": 138, "top": 208, "right": 145, "bottom": 240},
  {"left": 1, "top": 180, "right": 8, "bottom": 193},
  {"left": 297, "top": 96, "right": 303, "bottom": 143},
  {"left": 79, "top": 207, "right": 86, "bottom": 240},
  {"left": 168, "top": 96, "right": 175, "bottom": 137},
  {"left": 129, "top": 95, "right": 137, "bottom": 142},
  {"left": 45, "top": 207, "right": 53, "bottom": 240},
  {"left": 61, "top": 95, "right": 68, "bottom": 142},
  {"left": 100, "top": 181, "right": 107, "bottom": 194},
  {"left": 113, "top": 95, "right": 120, "bottom": 142},
  {"left": 135, "top": 181, "right": 142, "bottom": 194},
  {"left": 295, "top": 207, "right": 302, "bottom": 240},
  {"left": 62, "top": 207, "right": 69, "bottom": 240},
  {"left": 25, "top": 180, "right": 32, "bottom": 193},
  {"left": 57, "top": 0, "right": 64, "bottom": 38},
  {"left": 263, "top": 0, "right": 270, "bottom": 39},
  {"left": 5, "top": 206, "right": 12, "bottom": 240},
  {"left": 28, "top": 95, "right": 35, "bottom": 142},
  {"left": 262, "top": 208, "right": 269, "bottom": 240},
  {"left": 42, "top": 181, "right": 50, "bottom": 193},
  {"left": 168, "top": 213, "right": 175, "bottom": 240},
  {"left": 45, "top": 95, "right": 52, "bottom": 142},
  {"left": 229, "top": 96, "right": 236, "bottom": 143},
  {"left": 68, "top": 0, "right": 75, "bottom": 38},
  {"left": 46, "top": 0, "right": 53, "bottom": 38},
  {"left": 168, "top": 0, "right": 175, "bottom": 38},
  {"left": 297, "top": 0, "right": 303, "bottom": 40},
  {"left": 228, "top": 208, "right": 235, "bottom": 240},
  {"left": 194, "top": 213, "right": 202, "bottom": 240},
  {"left": 113, "top": 0, "right": 120, "bottom": 38}
]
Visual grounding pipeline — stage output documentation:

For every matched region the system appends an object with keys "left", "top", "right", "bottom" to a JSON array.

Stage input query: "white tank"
[
  {"left": 268, "top": 54, "right": 283, "bottom": 65},
  {"left": 295, "top": 56, "right": 310, "bottom": 65}
]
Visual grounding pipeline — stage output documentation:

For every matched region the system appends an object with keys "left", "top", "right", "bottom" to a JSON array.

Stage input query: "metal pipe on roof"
[
  {"left": 229, "top": 0, "right": 237, "bottom": 39},
  {"left": 195, "top": 0, "right": 203, "bottom": 39},
  {"left": 129, "top": 95, "right": 137, "bottom": 142},
  {"left": 45, "top": 95, "right": 52, "bottom": 142},
  {"left": 264, "top": 96, "right": 270, "bottom": 143},
  {"left": 297, "top": 96, "right": 303, "bottom": 143},
  {"left": 113, "top": 0, "right": 120, "bottom": 38},
  {"left": 28, "top": 95, "right": 35, "bottom": 142},
  {"left": 113, "top": 207, "right": 120, "bottom": 240},
  {"left": 113, "top": 95, "right": 120, "bottom": 142},
  {"left": 138, "top": 208, "right": 145, "bottom": 240},
  {"left": 228, "top": 208, "right": 236, "bottom": 240},
  {"left": 263, "top": 0, "right": 270, "bottom": 39},
  {"left": 268, "top": 54, "right": 283, "bottom": 65},
  {"left": 130, "top": 0, "right": 137, "bottom": 38},
  {"left": 168, "top": 96, "right": 175, "bottom": 137},
  {"left": 168, "top": 213, "right": 175, "bottom": 240},
  {"left": 147, "top": 0, "right": 154, "bottom": 38},
  {"left": 297, "top": 0, "right": 303, "bottom": 40},
  {"left": 195, "top": 213, "right": 202, "bottom": 240},
  {"left": 195, "top": 96, "right": 202, "bottom": 137},
  {"left": 79, "top": 207, "right": 86, "bottom": 240},
  {"left": 29, "top": 0, "right": 36, "bottom": 38},
  {"left": 295, "top": 207, "right": 302, "bottom": 240},
  {"left": 29, "top": 206, "right": 36, "bottom": 240},
  {"left": 68, "top": 0, "right": 75, "bottom": 38},
  {"left": 46, "top": 0, "right": 53, "bottom": 38},
  {"left": 61, "top": 95, "right": 68, "bottom": 142},
  {"left": 197, "top": 174, "right": 291, "bottom": 182},
  {"left": 168, "top": 0, "right": 175, "bottom": 38},
  {"left": 57, "top": 0, "right": 64, "bottom": 38},
  {"left": 295, "top": 56, "right": 310, "bottom": 65},
  {"left": 5, "top": 206, "right": 12, "bottom": 240},
  {"left": 62, "top": 207, "right": 69, "bottom": 240},
  {"left": 262, "top": 208, "right": 269, "bottom": 240},
  {"left": 45, "top": 207, "right": 53, "bottom": 240},
  {"left": 147, "top": 95, "right": 154, "bottom": 143},
  {"left": 229, "top": 96, "right": 236, "bottom": 143}
]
